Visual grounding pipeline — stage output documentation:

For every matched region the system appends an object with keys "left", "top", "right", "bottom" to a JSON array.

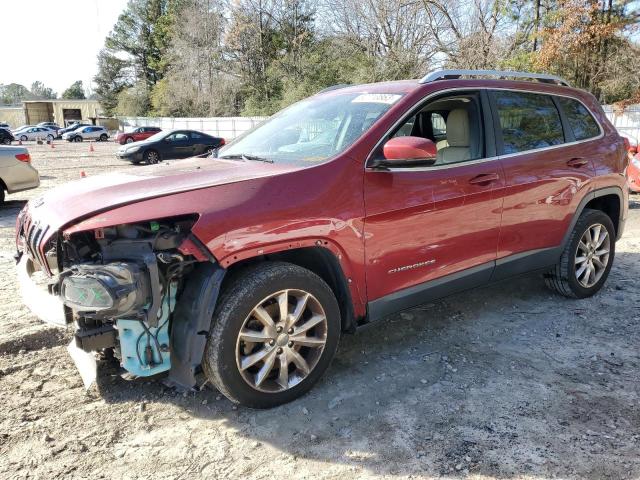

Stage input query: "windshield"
[
  {"left": 145, "top": 131, "right": 169, "bottom": 142},
  {"left": 220, "top": 92, "right": 403, "bottom": 165}
]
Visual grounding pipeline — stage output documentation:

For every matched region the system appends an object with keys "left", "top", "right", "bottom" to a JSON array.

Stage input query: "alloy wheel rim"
[
  {"left": 235, "top": 289, "right": 328, "bottom": 393},
  {"left": 148, "top": 152, "right": 158, "bottom": 163},
  {"left": 575, "top": 223, "right": 610, "bottom": 288}
]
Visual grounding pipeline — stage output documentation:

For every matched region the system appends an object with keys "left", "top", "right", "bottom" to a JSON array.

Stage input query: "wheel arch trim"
[
  {"left": 216, "top": 238, "right": 365, "bottom": 330},
  {"left": 562, "top": 186, "right": 625, "bottom": 247}
]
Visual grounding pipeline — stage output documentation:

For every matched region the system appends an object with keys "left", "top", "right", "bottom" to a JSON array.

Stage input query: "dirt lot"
[{"left": 1, "top": 141, "right": 639, "bottom": 479}]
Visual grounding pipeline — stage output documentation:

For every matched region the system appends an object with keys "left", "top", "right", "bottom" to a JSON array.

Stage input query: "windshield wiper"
[{"left": 218, "top": 153, "right": 273, "bottom": 163}]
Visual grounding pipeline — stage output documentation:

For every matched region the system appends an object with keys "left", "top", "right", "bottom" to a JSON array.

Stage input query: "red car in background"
[
  {"left": 629, "top": 153, "right": 640, "bottom": 193},
  {"left": 622, "top": 136, "right": 640, "bottom": 193},
  {"left": 116, "top": 126, "right": 162, "bottom": 145}
]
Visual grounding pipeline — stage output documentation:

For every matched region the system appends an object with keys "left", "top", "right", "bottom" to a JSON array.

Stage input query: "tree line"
[
  {"left": 93, "top": 0, "right": 638, "bottom": 117},
  {"left": 0, "top": 81, "right": 90, "bottom": 105}
]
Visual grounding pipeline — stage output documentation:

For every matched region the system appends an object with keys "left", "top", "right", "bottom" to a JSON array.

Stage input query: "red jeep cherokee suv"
[{"left": 15, "top": 70, "right": 629, "bottom": 408}]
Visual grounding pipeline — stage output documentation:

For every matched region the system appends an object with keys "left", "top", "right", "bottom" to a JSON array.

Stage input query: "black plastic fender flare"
[
  {"left": 560, "top": 186, "right": 625, "bottom": 249},
  {"left": 166, "top": 262, "right": 226, "bottom": 389}
]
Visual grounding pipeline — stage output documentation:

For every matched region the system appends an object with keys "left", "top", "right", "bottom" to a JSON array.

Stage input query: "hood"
[
  {"left": 26, "top": 157, "right": 297, "bottom": 232},
  {"left": 117, "top": 138, "right": 148, "bottom": 149}
]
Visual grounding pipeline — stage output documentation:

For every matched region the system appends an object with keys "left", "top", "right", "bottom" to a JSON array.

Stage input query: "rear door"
[{"left": 490, "top": 90, "right": 596, "bottom": 274}]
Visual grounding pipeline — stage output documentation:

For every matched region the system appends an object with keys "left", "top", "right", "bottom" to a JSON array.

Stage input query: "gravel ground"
[{"left": 1, "top": 141, "right": 639, "bottom": 479}]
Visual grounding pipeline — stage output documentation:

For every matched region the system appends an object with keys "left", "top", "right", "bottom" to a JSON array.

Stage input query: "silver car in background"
[
  {"left": 0, "top": 146, "right": 40, "bottom": 204},
  {"left": 13, "top": 127, "right": 56, "bottom": 142}
]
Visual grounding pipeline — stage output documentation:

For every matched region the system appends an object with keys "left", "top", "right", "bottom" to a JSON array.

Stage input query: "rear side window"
[
  {"left": 493, "top": 91, "right": 564, "bottom": 154},
  {"left": 557, "top": 97, "right": 600, "bottom": 141}
]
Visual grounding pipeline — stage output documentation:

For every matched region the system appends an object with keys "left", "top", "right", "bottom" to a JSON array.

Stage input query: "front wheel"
[
  {"left": 2, "top": 138, "right": 10, "bottom": 145},
  {"left": 203, "top": 262, "right": 341, "bottom": 408},
  {"left": 544, "top": 209, "right": 615, "bottom": 298},
  {"left": 144, "top": 149, "right": 160, "bottom": 164},
  {"left": 99, "top": 134, "right": 108, "bottom": 142},
  {"left": 73, "top": 136, "right": 82, "bottom": 142},
  {"left": 125, "top": 137, "right": 134, "bottom": 144},
  {"left": 46, "top": 134, "right": 54, "bottom": 141},
  {"left": 20, "top": 135, "right": 27, "bottom": 141}
]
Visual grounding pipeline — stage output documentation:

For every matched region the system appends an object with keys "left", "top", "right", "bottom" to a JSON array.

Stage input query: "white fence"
[
  {"left": 603, "top": 105, "right": 640, "bottom": 142},
  {"left": 117, "top": 116, "right": 268, "bottom": 140},
  {"left": 119, "top": 104, "right": 640, "bottom": 143}
]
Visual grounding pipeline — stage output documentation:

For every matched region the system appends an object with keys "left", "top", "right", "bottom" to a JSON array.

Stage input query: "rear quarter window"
[
  {"left": 557, "top": 97, "right": 601, "bottom": 141},
  {"left": 493, "top": 91, "right": 564, "bottom": 154}
]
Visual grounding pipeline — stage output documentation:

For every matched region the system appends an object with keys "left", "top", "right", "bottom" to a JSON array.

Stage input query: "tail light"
[
  {"left": 219, "top": 138, "right": 226, "bottom": 146},
  {"left": 15, "top": 153, "right": 31, "bottom": 163}
]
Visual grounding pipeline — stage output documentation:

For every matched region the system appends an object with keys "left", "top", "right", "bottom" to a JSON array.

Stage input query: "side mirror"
[
  {"left": 372, "top": 136, "right": 437, "bottom": 169},
  {"left": 384, "top": 136, "right": 437, "bottom": 161}
]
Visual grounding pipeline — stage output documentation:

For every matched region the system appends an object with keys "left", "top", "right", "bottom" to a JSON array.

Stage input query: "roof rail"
[{"left": 419, "top": 69, "right": 570, "bottom": 87}]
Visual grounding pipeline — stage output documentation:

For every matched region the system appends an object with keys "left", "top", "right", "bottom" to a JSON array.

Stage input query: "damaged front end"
[{"left": 16, "top": 211, "right": 225, "bottom": 390}]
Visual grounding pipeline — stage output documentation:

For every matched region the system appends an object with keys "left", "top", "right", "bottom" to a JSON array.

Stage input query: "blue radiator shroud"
[{"left": 117, "top": 284, "right": 176, "bottom": 377}]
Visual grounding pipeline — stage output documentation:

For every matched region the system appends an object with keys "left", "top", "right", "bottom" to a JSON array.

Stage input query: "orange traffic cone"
[
  {"left": 80, "top": 171, "right": 86, "bottom": 178},
  {"left": 89, "top": 142, "right": 94, "bottom": 153},
  {"left": 50, "top": 141, "right": 55, "bottom": 149}
]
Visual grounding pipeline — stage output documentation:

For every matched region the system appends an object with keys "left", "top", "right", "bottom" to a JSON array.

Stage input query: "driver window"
[
  {"left": 167, "top": 132, "right": 188, "bottom": 142},
  {"left": 390, "top": 92, "right": 485, "bottom": 166}
]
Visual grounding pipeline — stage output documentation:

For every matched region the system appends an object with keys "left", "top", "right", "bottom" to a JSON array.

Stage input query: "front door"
[
  {"left": 165, "top": 131, "right": 193, "bottom": 158},
  {"left": 363, "top": 90, "right": 504, "bottom": 318}
]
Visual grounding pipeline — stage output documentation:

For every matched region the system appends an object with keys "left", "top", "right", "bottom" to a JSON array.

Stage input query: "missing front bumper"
[{"left": 16, "top": 255, "right": 68, "bottom": 327}]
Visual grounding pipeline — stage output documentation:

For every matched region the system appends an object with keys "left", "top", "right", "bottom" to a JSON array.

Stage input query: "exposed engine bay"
[{"left": 17, "top": 214, "right": 225, "bottom": 389}]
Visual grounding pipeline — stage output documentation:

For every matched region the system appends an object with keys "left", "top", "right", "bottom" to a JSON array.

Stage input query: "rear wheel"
[
  {"left": 0, "top": 189, "right": 4, "bottom": 205},
  {"left": 144, "top": 149, "right": 160, "bottom": 164},
  {"left": 203, "top": 262, "right": 341, "bottom": 408},
  {"left": 2, "top": 138, "right": 10, "bottom": 145},
  {"left": 46, "top": 134, "right": 54, "bottom": 141},
  {"left": 544, "top": 209, "right": 615, "bottom": 298},
  {"left": 99, "top": 134, "right": 108, "bottom": 142}
]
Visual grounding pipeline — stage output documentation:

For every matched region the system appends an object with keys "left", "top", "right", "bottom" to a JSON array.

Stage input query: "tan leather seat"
[{"left": 436, "top": 109, "right": 471, "bottom": 164}]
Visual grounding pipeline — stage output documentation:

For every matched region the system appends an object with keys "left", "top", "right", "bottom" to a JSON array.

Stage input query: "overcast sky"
[{"left": 2, "top": 0, "right": 129, "bottom": 95}]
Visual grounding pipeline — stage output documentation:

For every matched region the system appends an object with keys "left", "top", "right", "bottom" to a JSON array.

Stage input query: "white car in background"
[
  {"left": 62, "top": 125, "right": 109, "bottom": 142},
  {"left": 0, "top": 145, "right": 40, "bottom": 204},
  {"left": 13, "top": 126, "right": 56, "bottom": 142}
]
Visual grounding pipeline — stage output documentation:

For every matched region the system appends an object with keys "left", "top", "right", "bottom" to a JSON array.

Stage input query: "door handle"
[
  {"left": 567, "top": 157, "right": 588, "bottom": 167},
  {"left": 469, "top": 173, "right": 499, "bottom": 185}
]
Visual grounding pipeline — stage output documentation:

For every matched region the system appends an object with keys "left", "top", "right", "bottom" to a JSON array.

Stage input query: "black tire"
[
  {"left": 544, "top": 208, "right": 615, "bottom": 298},
  {"left": 73, "top": 136, "right": 82, "bottom": 142},
  {"left": 1, "top": 138, "right": 10, "bottom": 145},
  {"left": 99, "top": 134, "right": 108, "bottom": 142},
  {"left": 0, "top": 189, "right": 4, "bottom": 205},
  {"left": 125, "top": 137, "right": 134, "bottom": 144},
  {"left": 144, "top": 149, "right": 160, "bottom": 164},
  {"left": 46, "top": 134, "right": 54, "bottom": 141},
  {"left": 20, "top": 135, "right": 27, "bottom": 142},
  {"left": 203, "top": 262, "right": 341, "bottom": 408}
]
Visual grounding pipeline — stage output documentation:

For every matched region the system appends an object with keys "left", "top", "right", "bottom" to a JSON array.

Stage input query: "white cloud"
[{"left": 2, "top": 0, "right": 129, "bottom": 95}]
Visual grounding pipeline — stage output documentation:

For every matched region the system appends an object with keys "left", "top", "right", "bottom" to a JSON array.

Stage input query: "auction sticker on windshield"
[{"left": 351, "top": 93, "right": 402, "bottom": 104}]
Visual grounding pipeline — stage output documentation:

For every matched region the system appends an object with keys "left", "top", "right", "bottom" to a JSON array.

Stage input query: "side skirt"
[
  {"left": 364, "top": 246, "right": 561, "bottom": 324},
  {"left": 366, "top": 262, "right": 494, "bottom": 323}
]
